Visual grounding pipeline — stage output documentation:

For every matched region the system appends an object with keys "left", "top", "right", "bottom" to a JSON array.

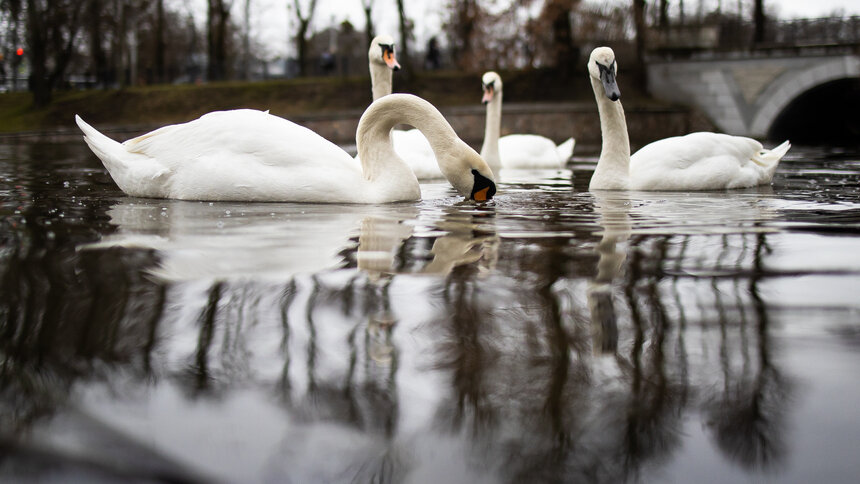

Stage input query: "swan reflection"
[
  {"left": 86, "top": 199, "right": 422, "bottom": 280},
  {"left": 3, "top": 183, "right": 800, "bottom": 482}
]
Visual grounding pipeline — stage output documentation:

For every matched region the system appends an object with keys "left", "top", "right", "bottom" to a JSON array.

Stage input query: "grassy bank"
[{"left": 0, "top": 68, "right": 663, "bottom": 134}]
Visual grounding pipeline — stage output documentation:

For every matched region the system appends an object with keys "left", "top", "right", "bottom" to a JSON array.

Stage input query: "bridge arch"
[
  {"left": 768, "top": 77, "right": 860, "bottom": 145},
  {"left": 749, "top": 57, "right": 860, "bottom": 138}
]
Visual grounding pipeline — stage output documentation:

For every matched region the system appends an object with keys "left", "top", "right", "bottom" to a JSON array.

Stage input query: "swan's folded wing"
[
  {"left": 631, "top": 132, "right": 762, "bottom": 171},
  {"left": 123, "top": 109, "right": 355, "bottom": 172}
]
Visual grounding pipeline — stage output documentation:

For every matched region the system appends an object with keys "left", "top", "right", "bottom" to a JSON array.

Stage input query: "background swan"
[
  {"left": 76, "top": 94, "right": 496, "bottom": 203},
  {"left": 368, "top": 34, "right": 401, "bottom": 102},
  {"left": 587, "top": 47, "right": 790, "bottom": 191},
  {"left": 363, "top": 34, "right": 446, "bottom": 180},
  {"left": 480, "top": 71, "right": 575, "bottom": 173}
]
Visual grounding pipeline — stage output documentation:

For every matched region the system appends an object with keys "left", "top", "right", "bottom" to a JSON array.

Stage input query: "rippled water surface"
[{"left": 1, "top": 142, "right": 859, "bottom": 483}]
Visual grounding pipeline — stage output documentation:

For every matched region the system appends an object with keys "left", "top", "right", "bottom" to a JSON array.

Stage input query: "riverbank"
[{"left": 0, "top": 69, "right": 714, "bottom": 150}]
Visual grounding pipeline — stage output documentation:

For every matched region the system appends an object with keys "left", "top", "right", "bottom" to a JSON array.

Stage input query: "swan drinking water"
[
  {"left": 479, "top": 71, "right": 575, "bottom": 172},
  {"left": 75, "top": 93, "right": 496, "bottom": 203},
  {"left": 587, "top": 46, "right": 791, "bottom": 191}
]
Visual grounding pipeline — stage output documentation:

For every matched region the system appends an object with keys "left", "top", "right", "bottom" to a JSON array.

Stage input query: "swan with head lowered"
[
  {"left": 75, "top": 93, "right": 496, "bottom": 203},
  {"left": 587, "top": 47, "right": 790, "bottom": 191},
  {"left": 480, "top": 71, "right": 575, "bottom": 172}
]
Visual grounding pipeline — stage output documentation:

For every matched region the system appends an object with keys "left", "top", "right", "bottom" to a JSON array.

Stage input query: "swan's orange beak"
[
  {"left": 384, "top": 51, "right": 401, "bottom": 71},
  {"left": 473, "top": 187, "right": 490, "bottom": 201},
  {"left": 482, "top": 87, "right": 494, "bottom": 104}
]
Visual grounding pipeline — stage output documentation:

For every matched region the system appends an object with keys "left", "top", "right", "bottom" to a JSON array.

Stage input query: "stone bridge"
[{"left": 647, "top": 51, "right": 860, "bottom": 139}]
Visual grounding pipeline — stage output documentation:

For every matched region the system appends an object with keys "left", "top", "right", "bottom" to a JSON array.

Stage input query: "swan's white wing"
[
  {"left": 498, "top": 134, "right": 565, "bottom": 169},
  {"left": 391, "top": 129, "right": 443, "bottom": 179},
  {"left": 120, "top": 110, "right": 364, "bottom": 201},
  {"left": 629, "top": 132, "right": 771, "bottom": 190},
  {"left": 125, "top": 110, "right": 353, "bottom": 171}
]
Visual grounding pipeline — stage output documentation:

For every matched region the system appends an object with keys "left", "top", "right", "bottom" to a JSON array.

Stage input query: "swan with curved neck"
[
  {"left": 587, "top": 46, "right": 790, "bottom": 191},
  {"left": 75, "top": 94, "right": 495, "bottom": 203},
  {"left": 480, "top": 71, "right": 575, "bottom": 172}
]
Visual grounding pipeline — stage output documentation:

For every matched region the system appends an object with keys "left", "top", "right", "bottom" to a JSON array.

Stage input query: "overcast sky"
[{"left": 180, "top": 0, "right": 860, "bottom": 59}]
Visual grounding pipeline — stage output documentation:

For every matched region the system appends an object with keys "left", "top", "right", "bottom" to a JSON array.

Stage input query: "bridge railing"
[{"left": 649, "top": 15, "right": 860, "bottom": 56}]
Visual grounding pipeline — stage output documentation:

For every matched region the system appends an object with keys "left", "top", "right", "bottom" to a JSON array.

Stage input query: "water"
[{"left": 1, "top": 141, "right": 859, "bottom": 483}]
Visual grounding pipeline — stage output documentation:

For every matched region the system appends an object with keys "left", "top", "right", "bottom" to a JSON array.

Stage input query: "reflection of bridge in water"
[{"left": 646, "top": 16, "right": 860, "bottom": 143}]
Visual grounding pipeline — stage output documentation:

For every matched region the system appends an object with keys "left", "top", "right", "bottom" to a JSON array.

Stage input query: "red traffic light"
[{"left": 16, "top": 48, "right": 23, "bottom": 56}]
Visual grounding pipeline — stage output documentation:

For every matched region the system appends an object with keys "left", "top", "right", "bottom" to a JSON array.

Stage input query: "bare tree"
[
  {"left": 24, "top": 0, "right": 85, "bottom": 106},
  {"left": 87, "top": 0, "right": 110, "bottom": 88},
  {"left": 241, "top": 0, "right": 252, "bottom": 80},
  {"left": 207, "top": 0, "right": 232, "bottom": 81},
  {"left": 753, "top": 0, "right": 765, "bottom": 43},
  {"left": 444, "top": 0, "right": 482, "bottom": 71},
  {"left": 395, "top": 0, "right": 411, "bottom": 70},
  {"left": 542, "top": 0, "right": 580, "bottom": 74},
  {"left": 155, "top": 0, "right": 166, "bottom": 83},
  {"left": 362, "top": 0, "right": 374, "bottom": 48},
  {"left": 292, "top": 0, "right": 317, "bottom": 76},
  {"left": 659, "top": 0, "right": 669, "bottom": 30},
  {"left": 632, "top": 0, "right": 647, "bottom": 88}
]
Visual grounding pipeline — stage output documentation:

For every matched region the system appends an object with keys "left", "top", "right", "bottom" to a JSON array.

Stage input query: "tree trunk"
[
  {"left": 88, "top": 0, "right": 109, "bottom": 88},
  {"left": 395, "top": 0, "right": 410, "bottom": 70},
  {"left": 753, "top": 0, "right": 765, "bottom": 44},
  {"left": 659, "top": 0, "right": 669, "bottom": 31},
  {"left": 632, "top": 0, "right": 648, "bottom": 91},
  {"left": 25, "top": 0, "right": 83, "bottom": 107},
  {"left": 292, "top": 0, "right": 317, "bottom": 77},
  {"left": 297, "top": 20, "right": 309, "bottom": 76},
  {"left": 241, "top": 0, "right": 251, "bottom": 80},
  {"left": 363, "top": 3, "right": 374, "bottom": 49},
  {"left": 207, "top": 0, "right": 230, "bottom": 81},
  {"left": 155, "top": 0, "right": 166, "bottom": 83},
  {"left": 546, "top": 0, "right": 576, "bottom": 75}
]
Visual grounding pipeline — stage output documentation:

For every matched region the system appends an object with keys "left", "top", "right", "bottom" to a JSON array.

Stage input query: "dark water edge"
[{"left": 0, "top": 142, "right": 859, "bottom": 483}]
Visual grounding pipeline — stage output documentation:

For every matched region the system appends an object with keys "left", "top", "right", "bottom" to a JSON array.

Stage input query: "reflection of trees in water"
[
  {"left": 703, "top": 233, "right": 791, "bottom": 471},
  {"left": 0, "top": 173, "right": 796, "bottom": 481},
  {"left": 0, "top": 182, "right": 164, "bottom": 434},
  {"left": 625, "top": 231, "right": 791, "bottom": 473},
  {"left": 418, "top": 207, "right": 793, "bottom": 481}
]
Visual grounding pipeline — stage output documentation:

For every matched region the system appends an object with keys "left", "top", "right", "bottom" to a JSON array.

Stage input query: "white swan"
[
  {"left": 480, "top": 71, "right": 575, "bottom": 172},
  {"left": 363, "top": 34, "right": 447, "bottom": 180},
  {"left": 368, "top": 34, "right": 401, "bottom": 102},
  {"left": 75, "top": 93, "right": 496, "bottom": 203},
  {"left": 587, "top": 46, "right": 791, "bottom": 191}
]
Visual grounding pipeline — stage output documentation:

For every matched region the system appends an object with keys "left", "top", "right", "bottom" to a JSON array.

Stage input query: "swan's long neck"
[
  {"left": 370, "top": 62, "right": 393, "bottom": 101},
  {"left": 357, "top": 95, "right": 460, "bottom": 199},
  {"left": 480, "top": 92, "right": 502, "bottom": 172},
  {"left": 590, "top": 76, "right": 631, "bottom": 190}
]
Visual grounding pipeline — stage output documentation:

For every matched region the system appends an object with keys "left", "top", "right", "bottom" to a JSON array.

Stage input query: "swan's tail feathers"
[
  {"left": 75, "top": 115, "right": 127, "bottom": 170},
  {"left": 752, "top": 140, "right": 790, "bottom": 183},
  {"left": 768, "top": 140, "right": 791, "bottom": 161},
  {"left": 556, "top": 137, "right": 575, "bottom": 163}
]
